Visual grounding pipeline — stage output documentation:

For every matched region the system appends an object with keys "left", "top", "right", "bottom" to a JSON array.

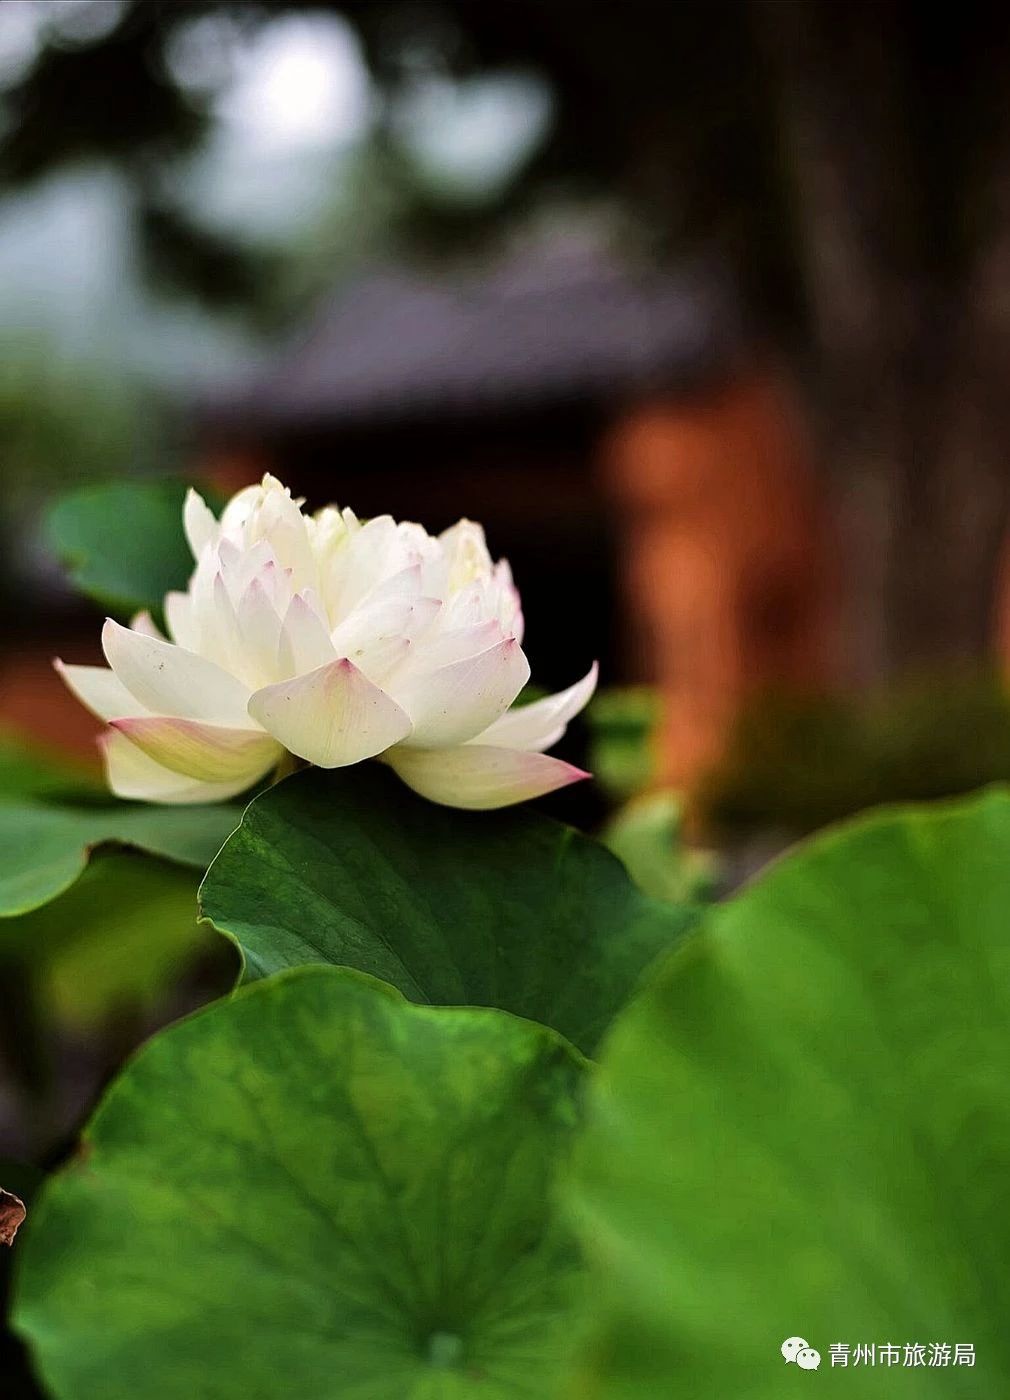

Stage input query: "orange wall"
[{"left": 599, "top": 371, "right": 837, "bottom": 789}]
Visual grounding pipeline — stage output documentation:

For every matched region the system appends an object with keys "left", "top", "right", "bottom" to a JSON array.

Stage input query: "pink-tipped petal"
[
  {"left": 335, "top": 634, "right": 411, "bottom": 687},
  {"left": 328, "top": 596, "right": 433, "bottom": 685},
  {"left": 110, "top": 716, "right": 281, "bottom": 784},
  {"left": 277, "top": 592, "right": 337, "bottom": 678},
  {"left": 393, "top": 637, "right": 531, "bottom": 749},
  {"left": 102, "top": 618, "right": 254, "bottom": 729},
  {"left": 55, "top": 661, "right": 151, "bottom": 722},
  {"left": 233, "top": 576, "right": 283, "bottom": 687},
  {"left": 248, "top": 658, "right": 412, "bottom": 768},
  {"left": 476, "top": 661, "right": 599, "bottom": 752},
  {"left": 405, "top": 620, "right": 502, "bottom": 671},
  {"left": 386, "top": 744, "right": 589, "bottom": 810},
  {"left": 101, "top": 730, "right": 258, "bottom": 805}
]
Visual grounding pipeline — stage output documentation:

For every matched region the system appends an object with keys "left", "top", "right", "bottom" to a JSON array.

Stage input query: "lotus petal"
[
  {"left": 248, "top": 658, "right": 412, "bottom": 768},
  {"left": 386, "top": 743, "right": 589, "bottom": 810},
  {"left": 111, "top": 716, "right": 281, "bottom": 783},
  {"left": 55, "top": 661, "right": 151, "bottom": 722},
  {"left": 395, "top": 638, "right": 530, "bottom": 748},
  {"left": 477, "top": 661, "right": 599, "bottom": 751},
  {"left": 102, "top": 619, "right": 254, "bottom": 729},
  {"left": 101, "top": 730, "right": 258, "bottom": 804}
]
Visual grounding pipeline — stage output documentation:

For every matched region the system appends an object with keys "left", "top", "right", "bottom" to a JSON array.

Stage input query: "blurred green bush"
[
  {"left": 0, "top": 344, "right": 156, "bottom": 508},
  {"left": 698, "top": 673, "right": 1010, "bottom": 839},
  {"left": 588, "top": 685, "right": 718, "bottom": 902},
  {"left": 586, "top": 687, "right": 662, "bottom": 803}
]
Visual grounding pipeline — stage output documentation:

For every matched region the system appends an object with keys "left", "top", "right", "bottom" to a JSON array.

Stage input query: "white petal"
[
  {"left": 218, "top": 482, "right": 268, "bottom": 538},
  {"left": 394, "top": 638, "right": 530, "bottom": 748},
  {"left": 111, "top": 716, "right": 281, "bottom": 783},
  {"left": 277, "top": 592, "right": 336, "bottom": 678},
  {"left": 386, "top": 744, "right": 589, "bottom": 810},
  {"left": 242, "top": 482, "right": 316, "bottom": 590},
  {"left": 334, "top": 633, "right": 410, "bottom": 686},
  {"left": 217, "top": 536, "right": 277, "bottom": 604},
  {"left": 357, "top": 563, "right": 424, "bottom": 608},
  {"left": 477, "top": 661, "right": 599, "bottom": 752},
  {"left": 184, "top": 488, "right": 218, "bottom": 560},
  {"left": 185, "top": 559, "right": 245, "bottom": 668},
  {"left": 439, "top": 518, "right": 493, "bottom": 591},
  {"left": 403, "top": 620, "right": 501, "bottom": 672},
  {"left": 493, "top": 558, "right": 524, "bottom": 642},
  {"left": 439, "top": 580, "right": 492, "bottom": 631},
  {"left": 102, "top": 618, "right": 255, "bottom": 729},
  {"left": 248, "top": 658, "right": 412, "bottom": 768},
  {"left": 101, "top": 730, "right": 257, "bottom": 805},
  {"left": 209, "top": 572, "right": 244, "bottom": 675},
  {"left": 55, "top": 661, "right": 152, "bottom": 721},
  {"left": 330, "top": 597, "right": 433, "bottom": 651},
  {"left": 310, "top": 504, "right": 356, "bottom": 567},
  {"left": 252, "top": 557, "right": 292, "bottom": 613},
  {"left": 234, "top": 576, "right": 284, "bottom": 687},
  {"left": 329, "top": 596, "right": 438, "bottom": 684},
  {"left": 129, "top": 610, "right": 165, "bottom": 639},
  {"left": 327, "top": 515, "right": 412, "bottom": 619},
  {"left": 164, "top": 591, "right": 199, "bottom": 651}
]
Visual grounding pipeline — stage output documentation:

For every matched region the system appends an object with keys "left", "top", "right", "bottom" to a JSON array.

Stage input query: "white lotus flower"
[{"left": 56, "top": 475, "right": 597, "bottom": 809}]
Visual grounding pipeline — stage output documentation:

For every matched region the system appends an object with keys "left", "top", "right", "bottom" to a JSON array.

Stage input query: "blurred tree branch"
[
  {"left": 763, "top": 0, "right": 1010, "bottom": 678},
  {"left": 0, "top": 1, "right": 208, "bottom": 180}
]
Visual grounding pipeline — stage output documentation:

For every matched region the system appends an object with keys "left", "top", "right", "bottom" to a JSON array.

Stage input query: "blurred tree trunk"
[{"left": 764, "top": 0, "right": 1010, "bottom": 685}]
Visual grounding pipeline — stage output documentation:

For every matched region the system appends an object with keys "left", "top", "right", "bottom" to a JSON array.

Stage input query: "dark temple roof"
[{"left": 205, "top": 238, "right": 740, "bottom": 435}]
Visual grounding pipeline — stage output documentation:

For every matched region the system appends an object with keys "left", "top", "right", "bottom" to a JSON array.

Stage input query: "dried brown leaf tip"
[{"left": 0, "top": 1187, "right": 26, "bottom": 1246}]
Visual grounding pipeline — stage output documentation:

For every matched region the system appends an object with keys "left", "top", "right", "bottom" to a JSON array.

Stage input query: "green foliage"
[
  {"left": 0, "top": 753, "right": 239, "bottom": 1074},
  {"left": 15, "top": 966, "right": 585, "bottom": 1400},
  {"left": 588, "top": 691, "right": 716, "bottom": 904},
  {"left": 13, "top": 758, "right": 1010, "bottom": 1396},
  {"left": 568, "top": 787, "right": 1010, "bottom": 1397},
  {"left": 45, "top": 479, "right": 200, "bottom": 621},
  {"left": 0, "top": 351, "right": 149, "bottom": 508},
  {"left": 201, "top": 765, "right": 694, "bottom": 1056},
  {"left": 585, "top": 688, "right": 661, "bottom": 803},
  {"left": 699, "top": 676, "right": 1010, "bottom": 839},
  {"left": 0, "top": 731, "right": 100, "bottom": 804},
  {"left": 870, "top": 676, "right": 1010, "bottom": 801},
  {"left": 599, "top": 790, "right": 716, "bottom": 904},
  {"left": 0, "top": 797, "right": 240, "bottom": 916},
  {"left": 3, "top": 850, "right": 218, "bottom": 1032},
  {"left": 14, "top": 475, "right": 1010, "bottom": 1398}
]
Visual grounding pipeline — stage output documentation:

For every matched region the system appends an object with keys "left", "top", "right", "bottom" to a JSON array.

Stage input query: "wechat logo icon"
[{"left": 782, "top": 1337, "right": 821, "bottom": 1371}]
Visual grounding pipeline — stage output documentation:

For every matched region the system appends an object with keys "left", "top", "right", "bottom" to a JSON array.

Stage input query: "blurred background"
[
  {"left": 4, "top": 7, "right": 1010, "bottom": 1385},
  {"left": 5, "top": 0, "right": 1010, "bottom": 847}
]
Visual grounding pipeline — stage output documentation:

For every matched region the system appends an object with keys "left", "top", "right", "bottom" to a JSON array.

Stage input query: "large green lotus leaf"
[
  {"left": 2, "top": 849, "right": 224, "bottom": 1029},
  {"left": 568, "top": 787, "right": 1010, "bottom": 1398},
  {"left": 201, "top": 765, "right": 694, "bottom": 1055},
  {"left": 15, "top": 965, "right": 586, "bottom": 1400},
  {"left": 0, "top": 799, "right": 241, "bottom": 916},
  {"left": 46, "top": 478, "right": 196, "bottom": 620}
]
